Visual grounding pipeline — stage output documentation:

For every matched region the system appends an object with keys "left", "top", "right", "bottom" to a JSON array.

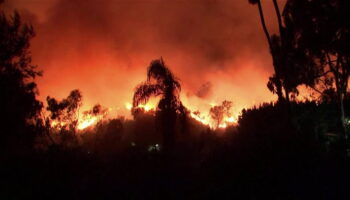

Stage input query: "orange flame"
[
  {"left": 77, "top": 115, "right": 99, "bottom": 130},
  {"left": 50, "top": 109, "right": 109, "bottom": 131},
  {"left": 189, "top": 111, "right": 237, "bottom": 129},
  {"left": 50, "top": 100, "right": 238, "bottom": 131},
  {"left": 50, "top": 120, "right": 67, "bottom": 129},
  {"left": 77, "top": 107, "right": 110, "bottom": 130},
  {"left": 125, "top": 102, "right": 156, "bottom": 112},
  {"left": 125, "top": 100, "right": 238, "bottom": 129}
]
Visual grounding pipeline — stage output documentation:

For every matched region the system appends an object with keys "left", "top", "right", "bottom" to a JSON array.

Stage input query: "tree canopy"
[{"left": 0, "top": 8, "right": 42, "bottom": 151}]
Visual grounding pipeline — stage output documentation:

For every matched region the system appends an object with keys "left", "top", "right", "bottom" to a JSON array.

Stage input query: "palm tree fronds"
[
  {"left": 133, "top": 82, "right": 163, "bottom": 107},
  {"left": 147, "top": 58, "right": 181, "bottom": 91},
  {"left": 147, "top": 59, "right": 169, "bottom": 82}
]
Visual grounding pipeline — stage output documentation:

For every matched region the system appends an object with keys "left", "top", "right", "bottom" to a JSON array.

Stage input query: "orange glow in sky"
[{"left": 5, "top": 0, "right": 284, "bottom": 130}]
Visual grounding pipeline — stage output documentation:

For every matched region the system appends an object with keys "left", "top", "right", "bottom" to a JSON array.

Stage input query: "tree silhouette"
[
  {"left": 210, "top": 100, "right": 232, "bottom": 128},
  {"left": 248, "top": 0, "right": 317, "bottom": 104},
  {"left": 0, "top": 7, "right": 42, "bottom": 152},
  {"left": 248, "top": 0, "right": 284, "bottom": 102},
  {"left": 133, "top": 58, "right": 186, "bottom": 152},
  {"left": 80, "top": 104, "right": 108, "bottom": 120},
  {"left": 283, "top": 0, "right": 350, "bottom": 138},
  {"left": 46, "top": 89, "right": 82, "bottom": 132},
  {"left": 267, "top": 20, "right": 321, "bottom": 102}
]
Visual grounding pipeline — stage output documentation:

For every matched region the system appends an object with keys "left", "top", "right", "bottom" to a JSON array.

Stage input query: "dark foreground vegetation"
[
  {"left": 3, "top": 101, "right": 350, "bottom": 199},
  {"left": 2, "top": 0, "right": 350, "bottom": 199}
]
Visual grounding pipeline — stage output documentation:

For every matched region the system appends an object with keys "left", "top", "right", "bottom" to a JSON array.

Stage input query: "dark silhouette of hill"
[{"left": 3, "top": 100, "right": 350, "bottom": 199}]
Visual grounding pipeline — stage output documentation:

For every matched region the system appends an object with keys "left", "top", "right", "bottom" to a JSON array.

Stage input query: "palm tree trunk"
[
  {"left": 162, "top": 108, "right": 176, "bottom": 154},
  {"left": 257, "top": 0, "right": 284, "bottom": 102}
]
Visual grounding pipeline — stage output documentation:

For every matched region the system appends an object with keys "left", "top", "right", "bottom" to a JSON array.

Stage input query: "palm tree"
[
  {"left": 248, "top": 0, "right": 284, "bottom": 102},
  {"left": 133, "top": 58, "right": 186, "bottom": 152}
]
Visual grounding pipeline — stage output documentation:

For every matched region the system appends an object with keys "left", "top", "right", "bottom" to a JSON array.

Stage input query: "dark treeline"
[{"left": 1, "top": 0, "right": 350, "bottom": 199}]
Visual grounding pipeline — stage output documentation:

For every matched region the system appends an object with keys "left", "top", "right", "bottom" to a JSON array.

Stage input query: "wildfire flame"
[
  {"left": 50, "top": 108, "right": 109, "bottom": 131},
  {"left": 190, "top": 112, "right": 212, "bottom": 127},
  {"left": 50, "top": 120, "right": 67, "bottom": 128},
  {"left": 125, "top": 102, "right": 156, "bottom": 112},
  {"left": 125, "top": 100, "right": 237, "bottom": 129},
  {"left": 77, "top": 107, "right": 110, "bottom": 130},
  {"left": 190, "top": 111, "right": 237, "bottom": 129},
  {"left": 50, "top": 100, "right": 238, "bottom": 131},
  {"left": 77, "top": 115, "right": 99, "bottom": 130}
]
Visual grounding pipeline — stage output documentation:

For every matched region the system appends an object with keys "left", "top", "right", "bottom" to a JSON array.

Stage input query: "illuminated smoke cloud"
[
  {"left": 5, "top": 0, "right": 282, "bottom": 118},
  {"left": 196, "top": 82, "right": 213, "bottom": 99}
]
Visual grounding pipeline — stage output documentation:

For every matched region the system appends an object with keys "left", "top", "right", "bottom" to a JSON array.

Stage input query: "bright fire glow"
[
  {"left": 125, "top": 102, "right": 132, "bottom": 110},
  {"left": 50, "top": 120, "right": 66, "bottom": 128},
  {"left": 226, "top": 116, "right": 236, "bottom": 123},
  {"left": 50, "top": 100, "right": 239, "bottom": 131},
  {"left": 77, "top": 115, "right": 98, "bottom": 130},
  {"left": 50, "top": 108, "right": 109, "bottom": 131},
  {"left": 77, "top": 108, "right": 109, "bottom": 130},
  {"left": 126, "top": 100, "right": 238, "bottom": 129},
  {"left": 125, "top": 102, "right": 156, "bottom": 112},
  {"left": 190, "top": 111, "right": 237, "bottom": 129},
  {"left": 190, "top": 112, "right": 212, "bottom": 127}
]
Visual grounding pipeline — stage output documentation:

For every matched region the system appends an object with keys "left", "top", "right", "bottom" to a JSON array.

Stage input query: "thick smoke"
[
  {"left": 5, "top": 0, "right": 282, "bottom": 117},
  {"left": 196, "top": 82, "right": 213, "bottom": 99}
]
